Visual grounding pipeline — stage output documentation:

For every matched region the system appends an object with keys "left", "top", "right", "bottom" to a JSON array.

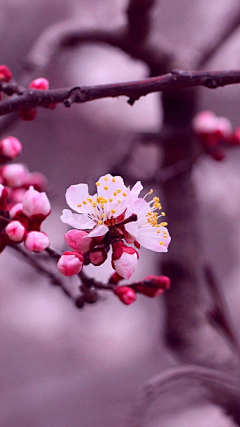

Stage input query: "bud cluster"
[
  {"left": 192, "top": 110, "right": 240, "bottom": 161},
  {"left": 0, "top": 135, "right": 51, "bottom": 253},
  {"left": 0, "top": 65, "right": 55, "bottom": 121}
]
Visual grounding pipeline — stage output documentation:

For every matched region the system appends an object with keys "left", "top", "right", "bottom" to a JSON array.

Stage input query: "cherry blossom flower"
[
  {"left": 124, "top": 182, "right": 171, "bottom": 252},
  {"left": 61, "top": 174, "right": 130, "bottom": 237}
]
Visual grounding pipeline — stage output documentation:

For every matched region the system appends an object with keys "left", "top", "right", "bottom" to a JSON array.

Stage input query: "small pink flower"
[
  {"left": 112, "top": 242, "right": 139, "bottom": 280},
  {"left": 57, "top": 251, "right": 84, "bottom": 276},
  {"left": 22, "top": 186, "right": 51, "bottom": 218},
  {"left": 24, "top": 231, "right": 50, "bottom": 252},
  {"left": 1, "top": 164, "right": 28, "bottom": 187},
  {"left": 5, "top": 220, "right": 27, "bottom": 242},
  {"left": 65, "top": 229, "right": 93, "bottom": 252},
  {"left": 29, "top": 78, "right": 49, "bottom": 90},
  {"left": 0, "top": 136, "right": 22, "bottom": 159},
  {"left": 114, "top": 286, "right": 136, "bottom": 305}
]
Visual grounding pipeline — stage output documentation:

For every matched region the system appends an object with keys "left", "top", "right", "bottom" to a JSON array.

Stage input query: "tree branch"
[{"left": 2, "top": 69, "right": 240, "bottom": 116}]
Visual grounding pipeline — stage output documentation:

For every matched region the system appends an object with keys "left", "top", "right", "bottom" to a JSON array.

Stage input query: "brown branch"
[
  {"left": 196, "top": 8, "right": 240, "bottom": 68},
  {"left": 2, "top": 69, "right": 240, "bottom": 116},
  {"left": 126, "top": 0, "right": 157, "bottom": 42}
]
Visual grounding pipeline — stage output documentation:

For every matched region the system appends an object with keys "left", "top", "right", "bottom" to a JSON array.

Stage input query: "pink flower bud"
[
  {"left": 114, "top": 286, "right": 136, "bottom": 305},
  {"left": 1, "top": 163, "right": 28, "bottom": 187},
  {"left": 112, "top": 242, "right": 139, "bottom": 280},
  {"left": 65, "top": 229, "right": 93, "bottom": 253},
  {"left": 22, "top": 186, "right": 51, "bottom": 218},
  {"left": 0, "top": 65, "right": 12, "bottom": 82},
  {"left": 24, "top": 231, "right": 50, "bottom": 252},
  {"left": 57, "top": 251, "right": 84, "bottom": 276},
  {"left": 135, "top": 275, "right": 171, "bottom": 297},
  {"left": 19, "top": 108, "right": 37, "bottom": 121},
  {"left": 29, "top": 78, "right": 49, "bottom": 90},
  {"left": 9, "top": 202, "right": 23, "bottom": 219},
  {"left": 89, "top": 245, "right": 107, "bottom": 266},
  {"left": 192, "top": 111, "right": 217, "bottom": 134},
  {"left": 109, "top": 272, "right": 123, "bottom": 284},
  {"left": 5, "top": 220, "right": 27, "bottom": 242},
  {"left": 0, "top": 136, "right": 22, "bottom": 159}
]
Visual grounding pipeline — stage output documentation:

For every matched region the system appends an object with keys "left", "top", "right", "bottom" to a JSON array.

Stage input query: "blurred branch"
[
  {"left": 195, "top": 7, "right": 240, "bottom": 68},
  {"left": 126, "top": 0, "right": 157, "bottom": 42},
  {"left": 129, "top": 365, "right": 240, "bottom": 427},
  {"left": 204, "top": 265, "right": 240, "bottom": 358},
  {"left": 2, "top": 69, "right": 240, "bottom": 115}
]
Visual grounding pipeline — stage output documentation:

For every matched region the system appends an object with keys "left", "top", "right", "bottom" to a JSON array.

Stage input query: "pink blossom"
[
  {"left": 57, "top": 251, "right": 84, "bottom": 276},
  {"left": 24, "top": 231, "right": 50, "bottom": 252},
  {"left": 1, "top": 164, "right": 28, "bottom": 187},
  {"left": 22, "top": 186, "right": 51, "bottom": 218},
  {"left": 0, "top": 136, "right": 22, "bottom": 159},
  {"left": 192, "top": 110, "right": 232, "bottom": 139},
  {"left": 65, "top": 229, "right": 93, "bottom": 252},
  {"left": 61, "top": 173, "right": 130, "bottom": 238},
  {"left": 5, "top": 220, "right": 26, "bottom": 242}
]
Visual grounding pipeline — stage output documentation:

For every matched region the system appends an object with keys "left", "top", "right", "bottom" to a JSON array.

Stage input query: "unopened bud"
[
  {"left": 0, "top": 136, "right": 22, "bottom": 159},
  {"left": 24, "top": 231, "right": 50, "bottom": 252},
  {"left": 114, "top": 286, "right": 136, "bottom": 305},
  {"left": 210, "top": 149, "right": 225, "bottom": 161},
  {"left": 22, "top": 186, "right": 51, "bottom": 218},
  {"left": 0, "top": 65, "right": 12, "bottom": 82},
  {"left": 57, "top": 251, "right": 84, "bottom": 276},
  {"left": 136, "top": 275, "right": 171, "bottom": 297},
  {"left": 89, "top": 245, "right": 107, "bottom": 266},
  {"left": 65, "top": 229, "right": 93, "bottom": 253},
  {"left": 19, "top": 108, "right": 37, "bottom": 121},
  {"left": 112, "top": 241, "right": 139, "bottom": 280},
  {"left": 1, "top": 163, "right": 28, "bottom": 187},
  {"left": 29, "top": 77, "right": 49, "bottom": 90},
  {"left": 5, "top": 220, "right": 27, "bottom": 242}
]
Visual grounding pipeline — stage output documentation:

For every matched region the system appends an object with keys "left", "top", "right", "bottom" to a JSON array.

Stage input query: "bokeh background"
[{"left": 1, "top": 0, "right": 240, "bottom": 425}]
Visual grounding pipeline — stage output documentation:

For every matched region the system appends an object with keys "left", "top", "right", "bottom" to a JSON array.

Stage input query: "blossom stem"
[{"left": 110, "top": 213, "right": 138, "bottom": 230}]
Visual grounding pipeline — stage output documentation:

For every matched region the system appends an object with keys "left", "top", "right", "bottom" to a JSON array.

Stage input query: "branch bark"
[{"left": 2, "top": 69, "right": 240, "bottom": 116}]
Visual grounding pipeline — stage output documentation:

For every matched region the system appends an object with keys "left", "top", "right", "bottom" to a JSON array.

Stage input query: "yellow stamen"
[
  {"left": 112, "top": 178, "right": 116, "bottom": 183},
  {"left": 161, "top": 212, "right": 166, "bottom": 216},
  {"left": 113, "top": 192, "right": 117, "bottom": 196},
  {"left": 149, "top": 189, "right": 153, "bottom": 194},
  {"left": 117, "top": 189, "right": 121, "bottom": 193},
  {"left": 104, "top": 186, "right": 108, "bottom": 190},
  {"left": 123, "top": 192, "right": 127, "bottom": 197},
  {"left": 117, "top": 199, "right": 121, "bottom": 203},
  {"left": 83, "top": 201, "right": 86, "bottom": 205},
  {"left": 96, "top": 182, "right": 100, "bottom": 186},
  {"left": 111, "top": 209, "right": 116, "bottom": 214},
  {"left": 92, "top": 202, "right": 97, "bottom": 207},
  {"left": 104, "top": 177, "right": 109, "bottom": 181},
  {"left": 87, "top": 198, "right": 92, "bottom": 203},
  {"left": 159, "top": 241, "right": 164, "bottom": 245},
  {"left": 153, "top": 197, "right": 159, "bottom": 202},
  {"left": 160, "top": 222, "right": 168, "bottom": 226},
  {"left": 77, "top": 204, "right": 82, "bottom": 207},
  {"left": 109, "top": 198, "right": 113, "bottom": 202},
  {"left": 98, "top": 221, "right": 103, "bottom": 225},
  {"left": 101, "top": 214, "right": 105, "bottom": 219}
]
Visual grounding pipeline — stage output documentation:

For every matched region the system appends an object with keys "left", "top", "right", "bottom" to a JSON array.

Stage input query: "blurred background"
[{"left": 1, "top": 0, "right": 240, "bottom": 426}]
